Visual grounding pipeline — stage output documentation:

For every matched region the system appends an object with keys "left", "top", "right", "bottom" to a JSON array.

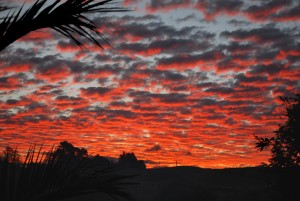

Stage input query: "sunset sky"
[{"left": 0, "top": 0, "right": 300, "bottom": 168}]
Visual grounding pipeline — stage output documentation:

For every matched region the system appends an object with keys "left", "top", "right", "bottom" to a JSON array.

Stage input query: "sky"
[{"left": 0, "top": 0, "right": 300, "bottom": 168}]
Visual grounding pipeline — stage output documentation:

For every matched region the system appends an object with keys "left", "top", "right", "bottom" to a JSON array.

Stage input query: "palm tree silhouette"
[{"left": 0, "top": 0, "right": 127, "bottom": 52}]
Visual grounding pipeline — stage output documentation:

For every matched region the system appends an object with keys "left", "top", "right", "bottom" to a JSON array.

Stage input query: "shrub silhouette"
[
  {"left": 255, "top": 94, "right": 300, "bottom": 167},
  {"left": 52, "top": 141, "right": 88, "bottom": 160},
  {"left": 52, "top": 141, "right": 112, "bottom": 167},
  {"left": 118, "top": 151, "right": 146, "bottom": 170}
]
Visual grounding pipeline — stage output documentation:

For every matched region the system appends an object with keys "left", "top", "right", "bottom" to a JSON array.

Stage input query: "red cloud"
[
  {"left": 18, "top": 29, "right": 54, "bottom": 42},
  {"left": 80, "top": 87, "right": 114, "bottom": 102},
  {"left": 156, "top": 53, "right": 222, "bottom": 71},
  {"left": 0, "top": 64, "right": 31, "bottom": 75},
  {"left": 56, "top": 44, "right": 81, "bottom": 52},
  {"left": 54, "top": 97, "right": 89, "bottom": 110},
  {"left": 0, "top": 76, "right": 21, "bottom": 90},
  {"left": 35, "top": 66, "right": 71, "bottom": 82},
  {"left": 244, "top": 1, "right": 297, "bottom": 22}
]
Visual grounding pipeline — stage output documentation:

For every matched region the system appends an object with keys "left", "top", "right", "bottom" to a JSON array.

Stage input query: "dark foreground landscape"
[{"left": 62, "top": 166, "right": 299, "bottom": 201}]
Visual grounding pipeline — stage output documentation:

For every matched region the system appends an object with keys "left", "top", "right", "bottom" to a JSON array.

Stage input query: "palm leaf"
[{"left": 0, "top": 0, "right": 128, "bottom": 51}]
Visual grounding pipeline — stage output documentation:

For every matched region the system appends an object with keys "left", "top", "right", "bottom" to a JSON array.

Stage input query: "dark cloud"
[
  {"left": 146, "top": 0, "right": 193, "bottom": 12},
  {"left": 196, "top": 0, "right": 244, "bottom": 20},
  {"left": 145, "top": 144, "right": 161, "bottom": 152},
  {"left": 0, "top": 75, "right": 22, "bottom": 90},
  {"left": 228, "top": 19, "right": 250, "bottom": 26},
  {"left": 162, "top": 71, "right": 187, "bottom": 81},
  {"left": 248, "top": 63, "right": 283, "bottom": 75},
  {"left": 80, "top": 87, "right": 112, "bottom": 96},
  {"left": 157, "top": 49, "right": 223, "bottom": 70},
  {"left": 221, "top": 41, "right": 256, "bottom": 54},
  {"left": 205, "top": 86, "right": 234, "bottom": 94},
  {"left": 148, "top": 38, "right": 211, "bottom": 54},
  {"left": 235, "top": 73, "right": 268, "bottom": 85},
  {"left": 106, "top": 109, "right": 136, "bottom": 119},
  {"left": 97, "top": 15, "right": 202, "bottom": 43},
  {"left": 56, "top": 96, "right": 83, "bottom": 101},
  {"left": 244, "top": 0, "right": 294, "bottom": 21},
  {"left": 118, "top": 14, "right": 159, "bottom": 22},
  {"left": 177, "top": 14, "right": 198, "bottom": 22},
  {"left": 196, "top": 98, "right": 218, "bottom": 107},
  {"left": 144, "top": 159, "right": 159, "bottom": 164},
  {"left": 6, "top": 99, "right": 19, "bottom": 105},
  {"left": 273, "top": 2, "right": 300, "bottom": 21},
  {"left": 221, "top": 26, "right": 290, "bottom": 44},
  {"left": 129, "top": 90, "right": 189, "bottom": 105}
]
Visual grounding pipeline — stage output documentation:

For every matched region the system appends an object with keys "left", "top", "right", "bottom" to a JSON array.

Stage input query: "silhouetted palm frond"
[
  {"left": 0, "top": 0, "right": 128, "bottom": 51},
  {"left": 255, "top": 136, "right": 274, "bottom": 151}
]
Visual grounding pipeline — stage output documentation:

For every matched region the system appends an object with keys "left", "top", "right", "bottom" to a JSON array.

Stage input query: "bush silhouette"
[
  {"left": 52, "top": 141, "right": 88, "bottom": 160},
  {"left": 118, "top": 151, "right": 146, "bottom": 169},
  {"left": 256, "top": 94, "right": 300, "bottom": 167}
]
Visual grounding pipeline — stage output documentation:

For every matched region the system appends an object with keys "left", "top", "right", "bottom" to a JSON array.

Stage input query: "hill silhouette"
[{"left": 60, "top": 166, "right": 299, "bottom": 201}]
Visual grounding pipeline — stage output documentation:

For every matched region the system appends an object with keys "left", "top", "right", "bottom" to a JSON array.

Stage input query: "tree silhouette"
[
  {"left": 118, "top": 151, "right": 146, "bottom": 169},
  {"left": 0, "top": 0, "right": 127, "bottom": 51},
  {"left": 255, "top": 94, "right": 300, "bottom": 167},
  {"left": 53, "top": 141, "right": 88, "bottom": 161}
]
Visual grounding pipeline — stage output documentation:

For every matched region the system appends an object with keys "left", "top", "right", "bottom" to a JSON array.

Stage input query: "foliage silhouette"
[
  {"left": 255, "top": 94, "right": 300, "bottom": 167},
  {"left": 118, "top": 151, "right": 146, "bottom": 170},
  {"left": 52, "top": 140, "right": 88, "bottom": 160},
  {"left": 92, "top": 154, "right": 111, "bottom": 166},
  {"left": 0, "top": 145, "right": 136, "bottom": 201},
  {"left": 52, "top": 141, "right": 112, "bottom": 168},
  {"left": 0, "top": 146, "right": 21, "bottom": 163},
  {"left": 0, "top": 0, "right": 128, "bottom": 51}
]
